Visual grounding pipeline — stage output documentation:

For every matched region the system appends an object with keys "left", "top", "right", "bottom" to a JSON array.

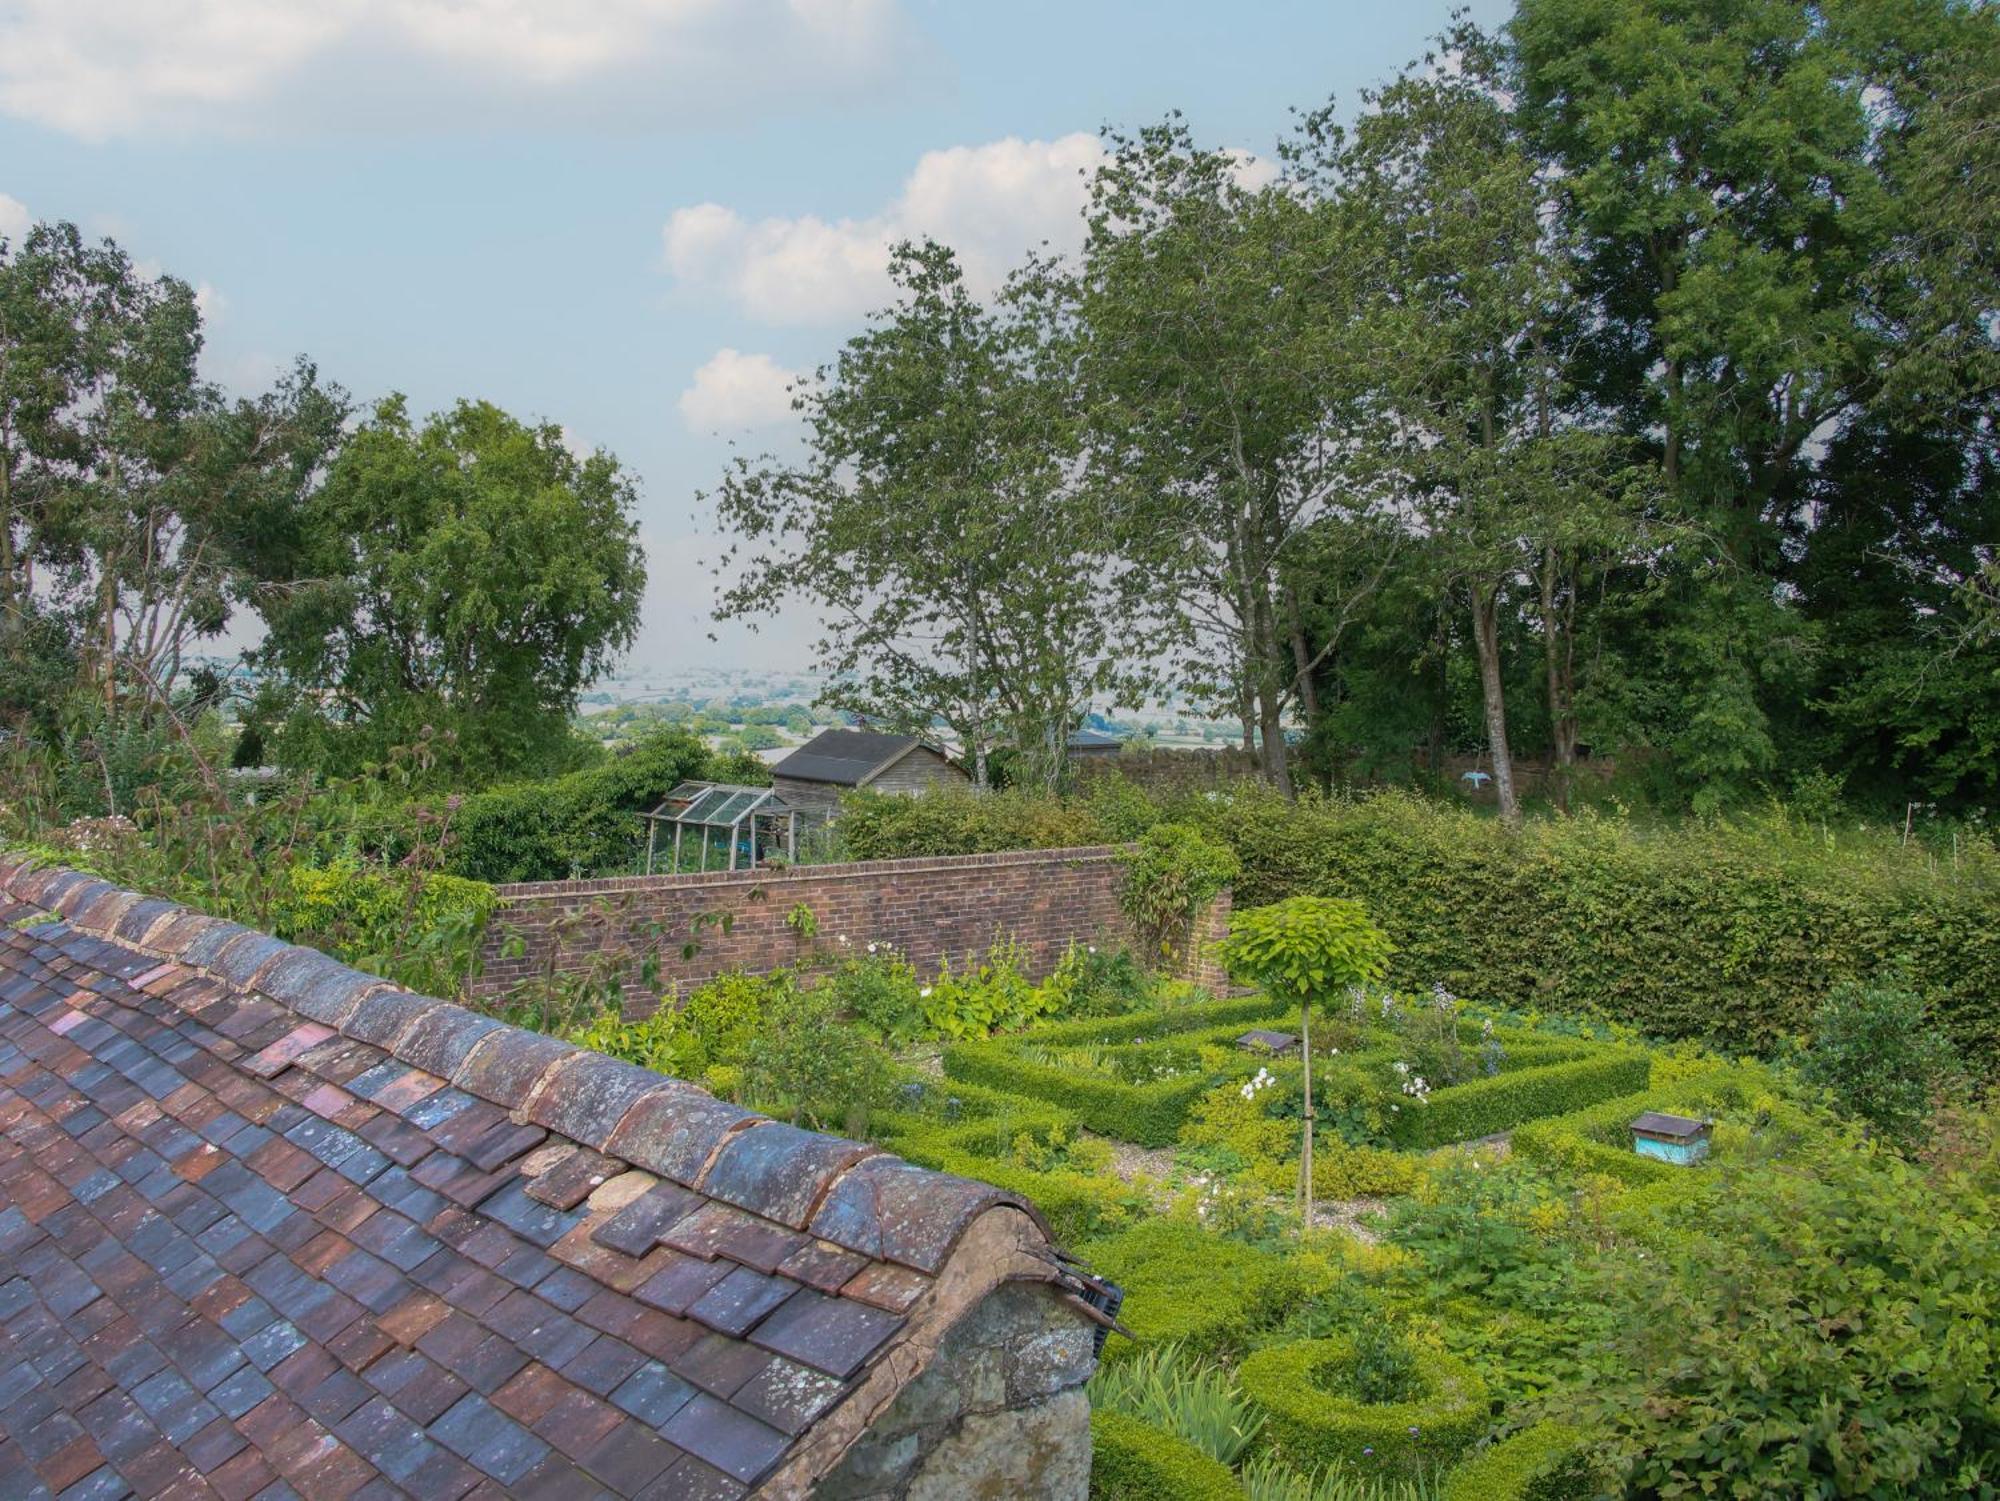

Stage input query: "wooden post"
[
  {"left": 1300, "top": 1001, "right": 1314, "bottom": 1237},
  {"left": 788, "top": 812, "right": 798, "bottom": 862},
  {"left": 701, "top": 826, "right": 710, "bottom": 871},
  {"left": 645, "top": 818, "right": 657, "bottom": 877},
  {"left": 672, "top": 822, "right": 684, "bottom": 874}
]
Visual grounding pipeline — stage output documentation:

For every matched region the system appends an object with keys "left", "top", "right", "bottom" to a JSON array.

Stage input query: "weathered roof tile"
[{"left": 0, "top": 861, "right": 1074, "bottom": 1501}]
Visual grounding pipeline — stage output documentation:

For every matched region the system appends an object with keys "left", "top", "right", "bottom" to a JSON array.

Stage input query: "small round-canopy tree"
[{"left": 1218, "top": 896, "right": 1393, "bottom": 1232}]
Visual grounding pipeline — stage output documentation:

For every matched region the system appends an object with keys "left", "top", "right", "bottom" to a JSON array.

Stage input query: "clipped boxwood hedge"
[
  {"left": 1441, "top": 1422, "right": 1602, "bottom": 1501},
  {"left": 1089, "top": 1410, "right": 1242, "bottom": 1501},
  {"left": 943, "top": 1039, "right": 1255, "bottom": 1147},
  {"left": 1239, "top": 1336, "right": 1490, "bottom": 1479},
  {"left": 1384, "top": 1049, "right": 1653, "bottom": 1150},
  {"left": 1081, "top": 1221, "right": 1308, "bottom": 1362}
]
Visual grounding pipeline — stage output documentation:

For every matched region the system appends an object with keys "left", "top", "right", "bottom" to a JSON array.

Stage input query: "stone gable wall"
[{"left": 468, "top": 845, "right": 1230, "bottom": 1016}]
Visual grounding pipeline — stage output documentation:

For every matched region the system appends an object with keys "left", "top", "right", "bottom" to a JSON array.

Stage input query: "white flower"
[
  {"left": 919, "top": 986, "right": 933, "bottom": 998},
  {"left": 838, "top": 934, "right": 849, "bottom": 946},
  {"left": 1087, "top": 945, "right": 1097, "bottom": 954},
  {"left": 1393, "top": 1061, "right": 1409, "bottom": 1076},
  {"left": 867, "top": 942, "right": 878, "bottom": 954}
]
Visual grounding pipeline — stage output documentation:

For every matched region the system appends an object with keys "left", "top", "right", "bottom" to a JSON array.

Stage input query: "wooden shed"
[{"left": 769, "top": 729, "right": 969, "bottom": 817}]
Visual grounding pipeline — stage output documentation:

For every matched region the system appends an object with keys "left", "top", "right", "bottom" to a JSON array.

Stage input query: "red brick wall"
[{"left": 467, "top": 845, "right": 1231, "bottom": 1016}]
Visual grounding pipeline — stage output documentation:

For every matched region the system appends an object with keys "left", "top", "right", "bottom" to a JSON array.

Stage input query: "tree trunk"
[
  {"left": 1470, "top": 580, "right": 1520, "bottom": 827},
  {"left": 1538, "top": 548, "right": 1577, "bottom": 813},
  {"left": 1259, "top": 686, "right": 1294, "bottom": 798}
]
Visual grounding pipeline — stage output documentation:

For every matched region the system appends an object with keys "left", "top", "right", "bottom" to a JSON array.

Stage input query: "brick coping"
[{"left": 494, "top": 844, "right": 1127, "bottom": 898}]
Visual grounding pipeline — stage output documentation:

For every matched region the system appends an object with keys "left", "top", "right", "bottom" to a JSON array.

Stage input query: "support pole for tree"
[{"left": 1300, "top": 1002, "right": 1315, "bottom": 1236}]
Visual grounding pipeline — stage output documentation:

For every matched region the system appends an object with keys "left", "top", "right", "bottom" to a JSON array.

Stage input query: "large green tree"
[
  {"left": 710, "top": 241, "right": 1133, "bottom": 790},
  {"left": 255, "top": 396, "right": 646, "bottom": 782}
]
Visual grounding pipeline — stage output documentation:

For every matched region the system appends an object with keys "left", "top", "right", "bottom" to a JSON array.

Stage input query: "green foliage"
[
  {"left": 1570, "top": 1121, "right": 2000, "bottom": 1499},
  {"left": 254, "top": 394, "right": 647, "bottom": 783},
  {"left": 568, "top": 971, "right": 770, "bottom": 1083},
  {"left": 1238, "top": 1336, "right": 1491, "bottom": 1481},
  {"left": 1439, "top": 1424, "right": 1597, "bottom": 1501},
  {"left": 1241, "top": 1454, "right": 1449, "bottom": 1501},
  {"left": 442, "top": 729, "right": 712, "bottom": 882},
  {"left": 833, "top": 784, "right": 1110, "bottom": 860},
  {"left": 920, "top": 934, "right": 1062, "bottom": 1040},
  {"left": 1088, "top": 1343, "right": 1267, "bottom": 1466},
  {"left": 1796, "top": 977, "right": 1963, "bottom": 1149},
  {"left": 1120, "top": 823, "right": 1240, "bottom": 964},
  {"left": 1382, "top": 1051, "right": 1651, "bottom": 1151},
  {"left": 1186, "top": 787, "right": 2000, "bottom": 1071},
  {"left": 1217, "top": 897, "right": 1394, "bottom": 1010},
  {"left": 742, "top": 981, "right": 892, "bottom": 1132},
  {"left": 824, "top": 951, "right": 924, "bottom": 1044},
  {"left": 1089, "top": 1410, "right": 1243, "bottom": 1501},
  {"left": 267, "top": 859, "right": 495, "bottom": 999},
  {"left": 1082, "top": 1220, "right": 1338, "bottom": 1362}
]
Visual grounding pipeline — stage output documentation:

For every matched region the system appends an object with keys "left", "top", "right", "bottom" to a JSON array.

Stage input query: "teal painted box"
[{"left": 1631, "top": 1111, "right": 1712, "bottom": 1165}]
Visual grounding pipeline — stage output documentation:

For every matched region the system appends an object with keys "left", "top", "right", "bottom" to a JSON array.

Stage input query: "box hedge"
[
  {"left": 1080, "top": 1221, "right": 1315, "bottom": 1362},
  {"left": 1238, "top": 1335, "right": 1490, "bottom": 1479},
  {"left": 1088, "top": 1410, "right": 1242, "bottom": 1501},
  {"left": 1441, "top": 1422, "right": 1601, "bottom": 1501},
  {"left": 1383, "top": 1049, "right": 1653, "bottom": 1150},
  {"left": 1183, "top": 788, "right": 2000, "bottom": 1069},
  {"left": 942, "top": 1039, "right": 1256, "bottom": 1147}
]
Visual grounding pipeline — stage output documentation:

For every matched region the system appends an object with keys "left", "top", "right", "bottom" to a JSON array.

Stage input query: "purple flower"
[{"left": 1363, "top": 1447, "right": 1374, "bottom": 1457}]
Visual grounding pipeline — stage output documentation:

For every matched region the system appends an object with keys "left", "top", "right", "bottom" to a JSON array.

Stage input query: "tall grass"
[
  {"left": 1087, "top": 1343, "right": 1265, "bottom": 1465},
  {"left": 1240, "top": 1454, "right": 1447, "bottom": 1501}
]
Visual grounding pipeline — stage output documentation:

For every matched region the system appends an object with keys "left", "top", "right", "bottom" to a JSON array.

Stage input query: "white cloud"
[
  {"left": 663, "top": 132, "right": 1106, "bottom": 325},
  {"left": 0, "top": 0, "right": 913, "bottom": 140},
  {"left": 678, "top": 348, "right": 803, "bottom": 432},
  {"left": 0, "top": 193, "right": 28, "bottom": 244}
]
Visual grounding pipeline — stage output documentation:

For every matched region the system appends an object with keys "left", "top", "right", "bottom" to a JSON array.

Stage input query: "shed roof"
[
  {"left": 0, "top": 855, "right": 1087, "bottom": 1500},
  {"left": 1067, "top": 729, "right": 1123, "bottom": 750},
  {"left": 767, "top": 730, "right": 931, "bottom": 788}
]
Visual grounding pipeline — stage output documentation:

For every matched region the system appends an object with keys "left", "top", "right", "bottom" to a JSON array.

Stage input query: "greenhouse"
[{"left": 642, "top": 781, "right": 801, "bottom": 873}]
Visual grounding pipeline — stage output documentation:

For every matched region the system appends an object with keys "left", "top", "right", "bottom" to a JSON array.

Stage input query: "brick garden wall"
[{"left": 468, "top": 845, "right": 1230, "bottom": 1016}]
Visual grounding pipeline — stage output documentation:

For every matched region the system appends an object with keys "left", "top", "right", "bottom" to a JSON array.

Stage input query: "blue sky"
[{"left": 1, "top": 0, "right": 1504, "bottom": 671}]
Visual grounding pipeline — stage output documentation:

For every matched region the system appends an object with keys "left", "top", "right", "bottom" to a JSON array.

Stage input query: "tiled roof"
[
  {"left": 0, "top": 856, "right": 1080, "bottom": 1501},
  {"left": 767, "top": 731, "right": 925, "bottom": 788}
]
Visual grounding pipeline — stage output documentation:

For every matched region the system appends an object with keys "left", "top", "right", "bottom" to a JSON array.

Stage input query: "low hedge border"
[
  {"left": 1385, "top": 1049, "right": 1653, "bottom": 1150},
  {"left": 1023, "top": 991, "right": 1289, "bottom": 1048},
  {"left": 1441, "top": 1422, "right": 1599, "bottom": 1501},
  {"left": 870, "top": 1112, "right": 1142, "bottom": 1246},
  {"left": 1238, "top": 1335, "right": 1491, "bottom": 1479},
  {"left": 1080, "top": 1221, "right": 1307, "bottom": 1362},
  {"left": 943, "top": 1039, "right": 1260, "bottom": 1146},
  {"left": 1089, "top": 1410, "right": 1242, "bottom": 1501}
]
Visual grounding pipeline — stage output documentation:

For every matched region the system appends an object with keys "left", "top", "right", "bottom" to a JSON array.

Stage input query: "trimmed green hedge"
[
  {"left": 943, "top": 1039, "right": 1255, "bottom": 1147},
  {"left": 1442, "top": 1423, "right": 1600, "bottom": 1501},
  {"left": 1089, "top": 1410, "right": 1242, "bottom": 1501},
  {"left": 1184, "top": 788, "right": 2000, "bottom": 1069},
  {"left": 441, "top": 729, "right": 716, "bottom": 882},
  {"left": 1384, "top": 1050, "right": 1653, "bottom": 1150},
  {"left": 1238, "top": 1336, "right": 1490, "bottom": 1479},
  {"left": 940, "top": 994, "right": 1287, "bottom": 1146},
  {"left": 1081, "top": 1221, "right": 1304, "bottom": 1362}
]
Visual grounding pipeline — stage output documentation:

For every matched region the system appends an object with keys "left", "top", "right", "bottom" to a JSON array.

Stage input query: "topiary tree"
[{"left": 1217, "top": 896, "right": 1393, "bottom": 1232}]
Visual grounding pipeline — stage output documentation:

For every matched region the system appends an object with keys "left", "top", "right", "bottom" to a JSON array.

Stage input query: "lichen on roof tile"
[
  {"left": 698, "top": 1121, "right": 876, "bottom": 1232},
  {"left": 396, "top": 1004, "right": 506, "bottom": 1079},
  {"left": 809, "top": 1155, "right": 1019, "bottom": 1274},
  {"left": 606, "top": 1085, "right": 758, "bottom": 1187},
  {"left": 451, "top": 1027, "right": 577, "bottom": 1110},
  {"left": 528, "top": 1053, "right": 671, "bottom": 1144}
]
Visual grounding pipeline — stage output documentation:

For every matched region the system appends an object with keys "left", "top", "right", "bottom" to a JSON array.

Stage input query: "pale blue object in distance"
[
  {"left": 1635, "top": 1136, "right": 1710, "bottom": 1166},
  {"left": 1460, "top": 770, "right": 1492, "bottom": 787}
]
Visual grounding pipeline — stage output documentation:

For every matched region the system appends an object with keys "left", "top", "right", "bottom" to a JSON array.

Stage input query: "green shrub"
[
  {"left": 944, "top": 1035, "right": 1252, "bottom": 1146},
  {"left": 1796, "top": 977, "right": 1963, "bottom": 1149},
  {"left": 1440, "top": 1424, "right": 1598, "bottom": 1501},
  {"left": 1089, "top": 1410, "right": 1242, "bottom": 1501},
  {"left": 1081, "top": 1220, "right": 1326, "bottom": 1361},
  {"left": 1239, "top": 1336, "right": 1490, "bottom": 1480},
  {"left": 570, "top": 969, "right": 774, "bottom": 1081},
  {"left": 824, "top": 952, "right": 926, "bottom": 1043},
  {"left": 837, "top": 784, "right": 1110, "bottom": 860},
  {"left": 1089, "top": 1342, "right": 1267, "bottom": 1465},
  {"left": 265, "top": 858, "right": 496, "bottom": 997},
  {"left": 1569, "top": 1121, "right": 2000, "bottom": 1498},
  {"left": 1120, "top": 823, "right": 1240, "bottom": 965},
  {"left": 441, "top": 728, "right": 714, "bottom": 882},
  {"left": 743, "top": 981, "right": 892, "bottom": 1132},
  {"left": 1382, "top": 1051, "right": 1652, "bottom": 1150},
  {"left": 1176, "top": 787, "right": 2000, "bottom": 1071}
]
